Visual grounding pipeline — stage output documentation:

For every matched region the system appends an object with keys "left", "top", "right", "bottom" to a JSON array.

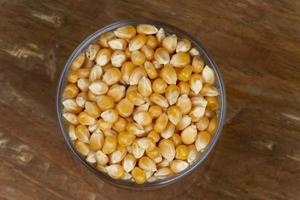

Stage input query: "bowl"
[{"left": 56, "top": 19, "right": 226, "bottom": 189}]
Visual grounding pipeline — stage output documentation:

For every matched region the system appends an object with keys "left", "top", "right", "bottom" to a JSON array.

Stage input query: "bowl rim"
[{"left": 56, "top": 18, "right": 226, "bottom": 189}]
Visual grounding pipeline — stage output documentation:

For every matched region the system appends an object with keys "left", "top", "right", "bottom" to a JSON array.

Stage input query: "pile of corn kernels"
[{"left": 62, "top": 24, "right": 219, "bottom": 184}]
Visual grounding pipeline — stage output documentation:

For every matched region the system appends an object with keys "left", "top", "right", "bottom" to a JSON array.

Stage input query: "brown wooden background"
[{"left": 0, "top": 0, "right": 300, "bottom": 199}]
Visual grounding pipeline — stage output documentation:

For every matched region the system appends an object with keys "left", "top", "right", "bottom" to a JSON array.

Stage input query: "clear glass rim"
[{"left": 56, "top": 19, "right": 227, "bottom": 189}]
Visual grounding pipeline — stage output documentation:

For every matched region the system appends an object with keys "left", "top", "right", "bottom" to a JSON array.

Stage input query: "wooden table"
[{"left": 1, "top": 0, "right": 299, "bottom": 199}]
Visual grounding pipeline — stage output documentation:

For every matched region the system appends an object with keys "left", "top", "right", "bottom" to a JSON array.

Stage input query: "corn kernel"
[
  {"left": 123, "top": 154, "right": 136, "bottom": 172},
  {"left": 103, "top": 68, "right": 121, "bottom": 85},
  {"left": 68, "top": 125, "right": 77, "bottom": 141},
  {"left": 146, "top": 147, "right": 162, "bottom": 163},
  {"left": 98, "top": 31, "right": 114, "bottom": 47},
  {"left": 127, "top": 122, "right": 145, "bottom": 137},
  {"left": 89, "top": 65, "right": 103, "bottom": 82},
  {"left": 78, "top": 111, "right": 96, "bottom": 125},
  {"left": 165, "top": 85, "right": 180, "bottom": 105},
  {"left": 187, "top": 145, "right": 198, "bottom": 163},
  {"left": 128, "top": 34, "right": 147, "bottom": 51},
  {"left": 176, "top": 115, "right": 192, "bottom": 131},
  {"left": 195, "top": 116, "right": 209, "bottom": 131},
  {"left": 152, "top": 78, "right": 167, "bottom": 94},
  {"left": 160, "top": 64, "right": 177, "bottom": 84},
  {"left": 63, "top": 113, "right": 78, "bottom": 125},
  {"left": 132, "top": 141, "right": 145, "bottom": 159},
  {"left": 181, "top": 125, "right": 197, "bottom": 145},
  {"left": 152, "top": 60, "right": 162, "bottom": 69},
  {"left": 67, "top": 70, "right": 79, "bottom": 83},
  {"left": 136, "top": 137, "right": 156, "bottom": 151},
  {"left": 110, "top": 146, "right": 127, "bottom": 164},
  {"left": 101, "top": 109, "right": 119, "bottom": 123},
  {"left": 117, "top": 131, "right": 136, "bottom": 146},
  {"left": 192, "top": 56, "right": 204, "bottom": 73},
  {"left": 85, "top": 44, "right": 100, "bottom": 61},
  {"left": 156, "top": 28, "right": 165, "bottom": 44},
  {"left": 178, "top": 65, "right": 193, "bottom": 82},
  {"left": 206, "top": 96, "right": 219, "bottom": 111},
  {"left": 154, "top": 167, "right": 173, "bottom": 177},
  {"left": 108, "top": 38, "right": 127, "bottom": 50},
  {"left": 137, "top": 24, "right": 158, "bottom": 35},
  {"left": 90, "top": 132, "right": 104, "bottom": 151},
  {"left": 75, "top": 125, "right": 90, "bottom": 143},
  {"left": 86, "top": 152, "right": 96, "bottom": 164},
  {"left": 147, "top": 131, "right": 160, "bottom": 143},
  {"left": 116, "top": 98, "right": 134, "bottom": 117},
  {"left": 138, "top": 76, "right": 152, "bottom": 97},
  {"left": 189, "top": 74, "right": 203, "bottom": 95},
  {"left": 158, "top": 139, "right": 175, "bottom": 161},
  {"left": 77, "top": 78, "right": 89, "bottom": 92},
  {"left": 176, "top": 38, "right": 191, "bottom": 53},
  {"left": 148, "top": 105, "right": 162, "bottom": 119},
  {"left": 71, "top": 53, "right": 85, "bottom": 70},
  {"left": 146, "top": 35, "right": 158, "bottom": 49},
  {"left": 96, "top": 95, "right": 114, "bottom": 111},
  {"left": 111, "top": 50, "right": 126, "bottom": 67},
  {"left": 207, "top": 115, "right": 217, "bottom": 134},
  {"left": 176, "top": 145, "right": 190, "bottom": 160},
  {"left": 102, "top": 135, "right": 117, "bottom": 154},
  {"left": 154, "top": 47, "right": 170, "bottom": 65},
  {"left": 189, "top": 106, "right": 206, "bottom": 122},
  {"left": 171, "top": 133, "right": 182, "bottom": 147},
  {"left": 89, "top": 80, "right": 108, "bottom": 95},
  {"left": 201, "top": 84, "right": 219, "bottom": 96},
  {"left": 96, "top": 48, "right": 111, "bottom": 66},
  {"left": 139, "top": 156, "right": 157, "bottom": 172},
  {"left": 141, "top": 45, "right": 154, "bottom": 60},
  {"left": 191, "top": 96, "right": 207, "bottom": 107},
  {"left": 150, "top": 93, "right": 169, "bottom": 108},
  {"left": 144, "top": 61, "right": 158, "bottom": 79},
  {"left": 170, "top": 52, "right": 191, "bottom": 67},
  {"left": 195, "top": 131, "right": 211, "bottom": 151},
  {"left": 126, "top": 89, "right": 145, "bottom": 106},
  {"left": 97, "top": 119, "right": 112, "bottom": 131},
  {"left": 167, "top": 106, "right": 182, "bottom": 125},
  {"left": 63, "top": 84, "right": 79, "bottom": 99},
  {"left": 131, "top": 50, "right": 146, "bottom": 66},
  {"left": 161, "top": 122, "right": 175, "bottom": 139},
  {"left": 121, "top": 61, "right": 135, "bottom": 83},
  {"left": 85, "top": 101, "right": 101, "bottom": 118},
  {"left": 75, "top": 92, "right": 87, "bottom": 108},
  {"left": 162, "top": 34, "right": 177, "bottom": 53},
  {"left": 158, "top": 159, "right": 170, "bottom": 168},
  {"left": 178, "top": 81, "right": 190, "bottom": 95},
  {"left": 106, "top": 164, "right": 125, "bottom": 179},
  {"left": 202, "top": 65, "right": 215, "bottom": 84},
  {"left": 75, "top": 141, "right": 90, "bottom": 156},
  {"left": 113, "top": 117, "right": 127, "bottom": 133},
  {"left": 133, "top": 111, "right": 152, "bottom": 126},
  {"left": 205, "top": 108, "right": 215, "bottom": 119},
  {"left": 176, "top": 94, "right": 192, "bottom": 115},
  {"left": 107, "top": 84, "right": 125, "bottom": 102},
  {"left": 154, "top": 113, "right": 169, "bottom": 133},
  {"left": 129, "top": 66, "right": 147, "bottom": 85},
  {"left": 189, "top": 48, "right": 200, "bottom": 56},
  {"left": 114, "top": 25, "right": 136, "bottom": 39},
  {"left": 132, "top": 167, "right": 147, "bottom": 184},
  {"left": 170, "top": 160, "right": 189, "bottom": 173},
  {"left": 95, "top": 150, "right": 109, "bottom": 165},
  {"left": 62, "top": 99, "right": 82, "bottom": 114}
]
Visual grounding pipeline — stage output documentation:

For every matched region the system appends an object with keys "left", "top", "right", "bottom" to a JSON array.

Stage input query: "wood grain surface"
[{"left": 0, "top": 0, "right": 300, "bottom": 199}]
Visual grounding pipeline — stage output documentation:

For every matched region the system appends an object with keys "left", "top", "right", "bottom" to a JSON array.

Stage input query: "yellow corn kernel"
[
  {"left": 160, "top": 64, "right": 177, "bottom": 84},
  {"left": 176, "top": 94, "right": 192, "bottom": 115},
  {"left": 63, "top": 113, "right": 78, "bottom": 125},
  {"left": 110, "top": 146, "right": 127, "bottom": 164},
  {"left": 77, "top": 78, "right": 89, "bottom": 92},
  {"left": 97, "top": 119, "right": 112, "bottom": 131},
  {"left": 135, "top": 102, "right": 150, "bottom": 113},
  {"left": 117, "top": 131, "right": 136, "bottom": 146},
  {"left": 146, "top": 35, "right": 158, "bottom": 49},
  {"left": 150, "top": 93, "right": 169, "bottom": 108},
  {"left": 98, "top": 31, "right": 114, "bottom": 47},
  {"left": 176, "top": 38, "right": 191, "bottom": 53},
  {"left": 62, "top": 99, "right": 82, "bottom": 114},
  {"left": 96, "top": 48, "right": 111, "bottom": 66},
  {"left": 202, "top": 65, "right": 215, "bottom": 84},
  {"left": 207, "top": 115, "right": 217, "bottom": 134},
  {"left": 127, "top": 122, "right": 145, "bottom": 137},
  {"left": 170, "top": 160, "right": 189, "bottom": 173},
  {"left": 127, "top": 89, "right": 145, "bottom": 106},
  {"left": 176, "top": 115, "right": 192, "bottom": 131},
  {"left": 189, "top": 106, "right": 206, "bottom": 122},
  {"left": 68, "top": 125, "right": 77, "bottom": 141},
  {"left": 162, "top": 34, "right": 177, "bottom": 53},
  {"left": 152, "top": 78, "right": 168, "bottom": 94},
  {"left": 116, "top": 98, "right": 135, "bottom": 117},
  {"left": 96, "top": 95, "right": 115, "bottom": 111},
  {"left": 156, "top": 28, "right": 165, "bottom": 44},
  {"left": 95, "top": 150, "right": 109, "bottom": 165},
  {"left": 107, "top": 84, "right": 126, "bottom": 102},
  {"left": 204, "top": 108, "right": 215, "bottom": 119},
  {"left": 154, "top": 167, "right": 173, "bottom": 177},
  {"left": 106, "top": 164, "right": 125, "bottom": 179},
  {"left": 165, "top": 85, "right": 180, "bottom": 105},
  {"left": 113, "top": 117, "right": 127, "bottom": 133},
  {"left": 84, "top": 101, "right": 100, "bottom": 118},
  {"left": 102, "top": 135, "right": 117, "bottom": 154},
  {"left": 89, "top": 80, "right": 108, "bottom": 95},
  {"left": 76, "top": 92, "right": 87, "bottom": 108},
  {"left": 114, "top": 25, "right": 136, "bottom": 39},
  {"left": 200, "top": 84, "right": 219, "bottom": 96},
  {"left": 181, "top": 125, "right": 197, "bottom": 145},
  {"left": 190, "top": 74, "right": 203, "bottom": 95},
  {"left": 133, "top": 111, "right": 152, "bottom": 126},
  {"left": 137, "top": 24, "right": 158, "bottom": 35},
  {"left": 128, "top": 34, "right": 147, "bottom": 51},
  {"left": 138, "top": 156, "right": 157, "bottom": 172},
  {"left": 67, "top": 70, "right": 79, "bottom": 83},
  {"left": 75, "top": 124, "right": 90, "bottom": 143},
  {"left": 176, "top": 145, "right": 190, "bottom": 160},
  {"left": 206, "top": 96, "right": 219, "bottom": 111},
  {"left": 75, "top": 141, "right": 90, "bottom": 156},
  {"left": 158, "top": 159, "right": 170, "bottom": 168},
  {"left": 129, "top": 66, "right": 147, "bottom": 85},
  {"left": 178, "top": 81, "right": 190, "bottom": 95},
  {"left": 123, "top": 154, "right": 136, "bottom": 173},
  {"left": 178, "top": 65, "right": 193, "bottom": 82},
  {"left": 187, "top": 145, "right": 198, "bottom": 163},
  {"left": 148, "top": 105, "right": 162, "bottom": 119},
  {"left": 146, "top": 147, "right": 162, "bottom": 163},
  {"left": 167, "top": 106, "right": 182, "bottom": 125},
  {"left": 78, "top": 111, "right": 96, "bottom": 125},
  {"left": 158, "top": 139, "right": 175, "bottom": 161},
  {"left": 141, "top": 45, "right": 154, "bottom": 60},
  {"left": 108, "top": 38, "right": 127, "bottom": 50},
  {"left": 170, "top": 52, "right": 191, "bottom": 67},
  {"left": 71, "top": 53, "right": 85, "bottom": 70},
  {"left": 87, "top": 91, "right": 97, "bottom": 103},
  {"left": 131, "top": 50, "right": 146, "bottom": 66},
  {"left": 86, "top": 43, "right": 100, "bottom": 61},
  {"left": 132, "top": 140, "right": 145, "bottom": 158},
  {"left": 63, "top": 84, "right": 79, "bottom": 99},
  {"left": 191, "top": 96, "right": 207, "bottom": 107},
  {"left": 147, "top": 130, "right": 160, "bottom": 143},
  {"left": 111, "top": 50, "right": 126, "bottom": 67},
  {"left": 137, "top": 76, "right": 152, "bottom": 97},
  {"left": 152, "top": 60, "right": 162, "bottom": 69},
  {"left": 171, "top": 133, "right": 182, "bottom": 147},
  {"left": 144, "top": 61, "right": 158, "bottom": 79},
  {"left": 192, "top": 56, "right": 204, "bottom": 73},
  {"left": 125, "top": 48, "right": 131, "bottom": 58},
  {"left": 132, "top": 167, "right": 147, "bottom": 184},
  {"left": 90, "top": 132, "right": 104, "bottom": 151},
  {"left": 161, "top": 122, "right": 175, "bottom": 139},
  {"left": 195, "top": 116, "right": 210, "bottom": 131},
  {"left": 101, "top": 109, "right": 119, "bottom": 123},
  {"left": 121, "top": 61, "right": 135, "bottom": 83},
  {"left": 103, "top": 68, "right": 121, "bottom": 85},
  {"left": 195, "top": 131, "right": 211, "bottom": 151},
  {"left": 154, "top": 47, "right": 170, "bottom": 65},
  {"left": 154, "top": 113, "right": 169, "bottom": 133},
  {"left": 89, "top": 65, "right": 103, "bottom": 82},
  {"left": 136, "top": 137, "right": 156, "bottom": 151},
  {"left": 189, "top": 47, "right": 200, "bottom": 56}
]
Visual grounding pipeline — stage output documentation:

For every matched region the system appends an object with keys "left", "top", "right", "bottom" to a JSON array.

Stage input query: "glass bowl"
[{"left": 56, "top": 19, "right": 226, "bottom": 189}]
